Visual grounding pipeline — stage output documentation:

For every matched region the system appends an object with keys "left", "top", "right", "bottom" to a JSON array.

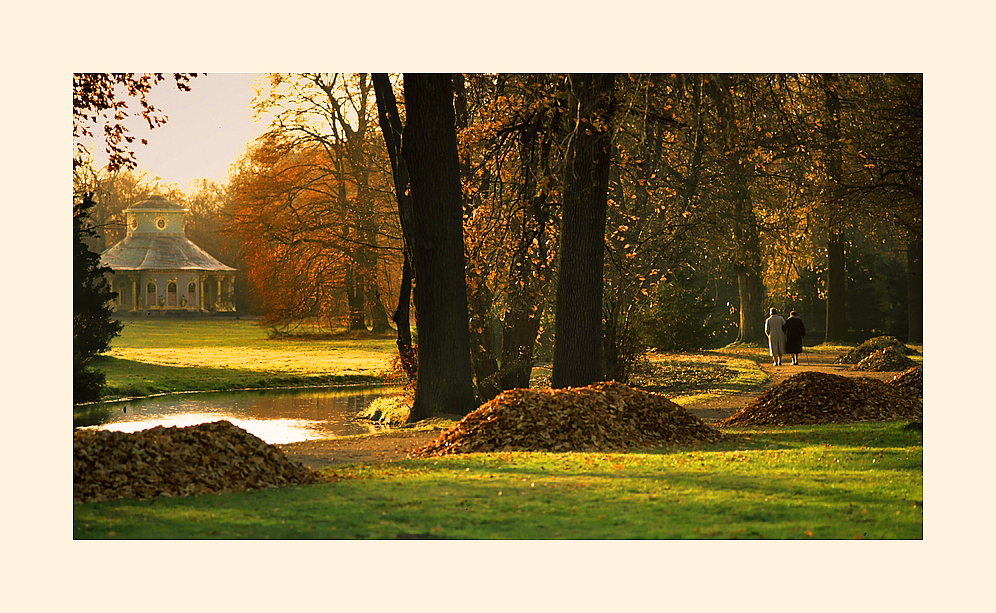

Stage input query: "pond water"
[{"left": 74, "top": 386, "right": 401, "bottom": 444}]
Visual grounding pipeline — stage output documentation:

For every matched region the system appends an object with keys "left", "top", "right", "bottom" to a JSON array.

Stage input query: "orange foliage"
[{"left": 228, "top": 133, "right": 401, "bottom": 331}]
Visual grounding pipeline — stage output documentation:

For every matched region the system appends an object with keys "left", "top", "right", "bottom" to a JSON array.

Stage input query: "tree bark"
[
  {"left": 345, "top": 263, "right": 367, "bottom": 331},
  {"left": 401, "top": 73, "right": 479, "bottom": 420},
  {"left": 551, "top": 73, "right": 615, "bottom": 389},
  {"left": 712, "top": 74, "right": 766, "bottom": 345},
  {"left": 469, "top": 281, "right": 501, "bottom": 401},
  {"left": 824, "top": 233, "right": 848, "bottom": 342},
  {"left": 729, "top": 167, "right": 766, "bottom": 345},
  {"left": 822, "top": 73, "right": 850, "bottom": 343},
  {"left": 372, "top": 74, "right": 418, "bottom": 376},
  {"left": 601, "top": 300, "right": 626, "bottom": 382},
  {"left": 392, "top": 252, "right": 417, "bottom": 381},
  {"left": 368, "top": 286, "right": 393, "bottom": 334},
  {"left": 735, "top": 266, "right": 766, "bottom": 344},
  {"left": 500, "top": 303, "right": 543, "bottom": 390}
]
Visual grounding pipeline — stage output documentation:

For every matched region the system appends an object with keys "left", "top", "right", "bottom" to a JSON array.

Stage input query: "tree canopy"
[{"left": 217, "top": 73, "right": 922, "bottom": 415}]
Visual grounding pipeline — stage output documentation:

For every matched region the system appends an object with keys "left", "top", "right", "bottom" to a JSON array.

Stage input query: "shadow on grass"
[
  {"left": 91, "top": 355, "right": 384, "bottom": 402},
  {"left": 400, "top": 421, "right": 922, "bottom": 475},
  {"left": 636, "top": 353, "right": 768, "bottom": 399},
  {"left": 72, "top": 414, "right": 923, "bottom": 539},
  {"left": 74, "top": 423, "right": 924, "bottom": 539}
]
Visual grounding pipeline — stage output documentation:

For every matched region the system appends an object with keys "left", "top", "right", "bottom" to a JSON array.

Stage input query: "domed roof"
[
  {"left": 100, "top": 234, "right": 235, "bottom": 272},
  {"left": 102, "top": 195, "right": 234, "bottom": 272},
  {"left": 124, "top": 195, "right": 188, "bottom": 212}
]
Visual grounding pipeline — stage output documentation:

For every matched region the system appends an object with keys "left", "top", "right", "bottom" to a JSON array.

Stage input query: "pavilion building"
[{"left": 100, "top": 196, "right": 236, "bottom": 313}]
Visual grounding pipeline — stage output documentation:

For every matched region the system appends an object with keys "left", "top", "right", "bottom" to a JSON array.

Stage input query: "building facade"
[{"left": 100, "top": 196, "right": 236, "bottom": 313}]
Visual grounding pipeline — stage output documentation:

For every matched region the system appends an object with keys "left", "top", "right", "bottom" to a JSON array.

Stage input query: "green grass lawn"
[
  {"left": 634, "top": 351, "right": 768, "bottom": 406},
  {"left": 73, "top": 421, "right": 922, "bottom": 539},
  {"left": 76, "top": 321, "right": 923, "bottom": 539},
  {"left": 93, "top": 319, "right": 397, "bottom": 400}
]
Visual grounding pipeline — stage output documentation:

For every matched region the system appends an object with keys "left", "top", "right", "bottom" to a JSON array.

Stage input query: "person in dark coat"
[{"left": 782, "top": 311, "right": 806, "bottom": 365}]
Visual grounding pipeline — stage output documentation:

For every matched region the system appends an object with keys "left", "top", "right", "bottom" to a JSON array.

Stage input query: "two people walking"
[{"left": 765, "top": 308, "right": 806, "bottom": 366}]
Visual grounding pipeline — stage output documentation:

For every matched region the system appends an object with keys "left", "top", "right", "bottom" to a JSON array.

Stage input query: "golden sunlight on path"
[
  {"left": 683, "top": 349, "right": 902, "bottom": 424},
  {"left": 277, "top": 347, "right": 921, "bottom": 470},
  {"left": 277, "top": 428, "right": 445, "bottom": 470}
]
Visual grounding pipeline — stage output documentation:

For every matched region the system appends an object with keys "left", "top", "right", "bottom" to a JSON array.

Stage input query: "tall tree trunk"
[
  {"left": 392, "top": 252, "right": 417, "bottom": 381},
  {"left": 368, "top": 286, "right": 393, "bottom": 334},
  {"left": 601, "top": 299, "right": 626, "bottom": 382},
  {"left": 730, "top": 172, "right": 766, "bottom": 345},
  {"left": 500, "top": 303, "right": 543, "bottom": 390},
  {"left": 735, "top": 269, "right": 765, "bottom": 343},
  {"left": 906, "top": 235, "right": 922, "bottom": 344},
  {"left": 372, "top": 73, "right": 417, "bottom": 377},
  {"left": 345, "top": 263, "right": 367, "bottom": 331},
  {"left": 712, "top": 74, "right": 766, "bottom": 345},
  {"left": 401, "top": 73, "right": 479, "bottom": 420},
  {"left": 468, "top": 280, "right": 501, "bottom": 401},
  {"left": 551, "top": 73, "right": 615, "bottom": 389},
  {"left": 822, "top": 73, "right": 849, "bottom": 343},
  {"left": 729, "top": 153, "right": 767, "bottom": 345},
  {"left": 824, "top": 232, "right": 848, "bottom": 342}
]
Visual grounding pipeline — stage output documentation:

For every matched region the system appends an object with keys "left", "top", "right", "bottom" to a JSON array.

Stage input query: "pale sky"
[{"left": 89, "top": 73, "right": 269, "bottom": 189}]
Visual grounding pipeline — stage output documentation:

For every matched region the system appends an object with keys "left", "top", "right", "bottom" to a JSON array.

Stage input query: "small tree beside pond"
[{"left": 74, "top": 192, "right": 122, "bottom": 403}]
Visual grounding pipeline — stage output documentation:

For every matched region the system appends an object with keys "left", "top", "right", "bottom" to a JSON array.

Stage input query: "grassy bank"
[
  {"left": 76, "top": 321, "right": 922, "bottom": 539},
  {"left": 92, "top": 319, "right": 397, "bottom": 401},
  {"left": 74, "top": 421, "right": 922, "bottom": 539}
]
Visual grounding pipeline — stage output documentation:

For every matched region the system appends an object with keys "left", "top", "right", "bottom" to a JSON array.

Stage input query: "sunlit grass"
[
  {"left": 635, "top": 351, "right": 768, "bottom": 406},
  {"left": 94, "top": 319, "right": 396, "bottom": 400},
  {"left": 106, "top": 345, "right": 391, "bottom": 375},
  {"left": 73, "top": 421, "right": 922, "bottom": 540},
  {"left": 360, "top": 396, "right": 413, "bottom": 426},
  {"left": 108, "top": 319, "right": 395, "bottom": 371}
]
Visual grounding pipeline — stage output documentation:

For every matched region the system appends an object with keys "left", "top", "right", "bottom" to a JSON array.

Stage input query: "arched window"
[
  {"left": 146, "top": 282, "right": 157, "bottom": 308},
  {"left": 167, "top": 282, "right": 178, "bottom": 307}
]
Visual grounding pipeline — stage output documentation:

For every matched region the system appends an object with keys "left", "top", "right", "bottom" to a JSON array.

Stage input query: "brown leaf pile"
[
  {"left": 718, "top": 371, "right": 923, "bottom": 426},
  {"left": 850, "top": 346, "right": 919, "bottom": 372},
  {"left": 410, "top": 381, "right": 724, "bottom": 457},
  {"left": 835, "top": 336, "right": 918, "bottom": 364},
  {"left": 888, "top": 365, "right": 923, "bottom": 399},
  {"left": 74, "top": 421, "right": 320, "bottom": 503}
]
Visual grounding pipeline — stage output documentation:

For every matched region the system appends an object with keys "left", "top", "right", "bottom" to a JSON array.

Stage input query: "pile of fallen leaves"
[
  {"left": 74, "top": 420, "right": 320, "bottom": 503},
  {"left": 835, "top": 336, "right": 918, "bottom": 364},
  {"left": 718, "top": 371, "right": 922, "bottom": 426},
  {"left": 850, "top": 346, "right": 919, "bottom": 372},
  {"left": 889, "top": 365, "right": 924, "bottom": 399},
  {"left": 410, "top": 381, "right": 723, "bottom": 457}
]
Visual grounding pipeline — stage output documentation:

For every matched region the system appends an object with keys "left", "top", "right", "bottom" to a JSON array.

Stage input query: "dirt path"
[
  {"left": 684, "top": 349, "right": 897, "bottom": 424},
  {"left": 277, "top": 427, "right": 445, "bottom": 470},
  {"left": 277, "top": 349, "right": 903, "bottom": 470}
]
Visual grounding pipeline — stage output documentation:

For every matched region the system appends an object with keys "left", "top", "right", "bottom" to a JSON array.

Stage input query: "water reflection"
[{"left": 75, "top": 386, "right": 400, "bottom": 444}]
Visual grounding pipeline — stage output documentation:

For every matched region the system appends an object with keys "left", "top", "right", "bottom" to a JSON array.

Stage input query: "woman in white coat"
[{"left": 764, "top": 307, "right": 787, "bottom": 366}]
